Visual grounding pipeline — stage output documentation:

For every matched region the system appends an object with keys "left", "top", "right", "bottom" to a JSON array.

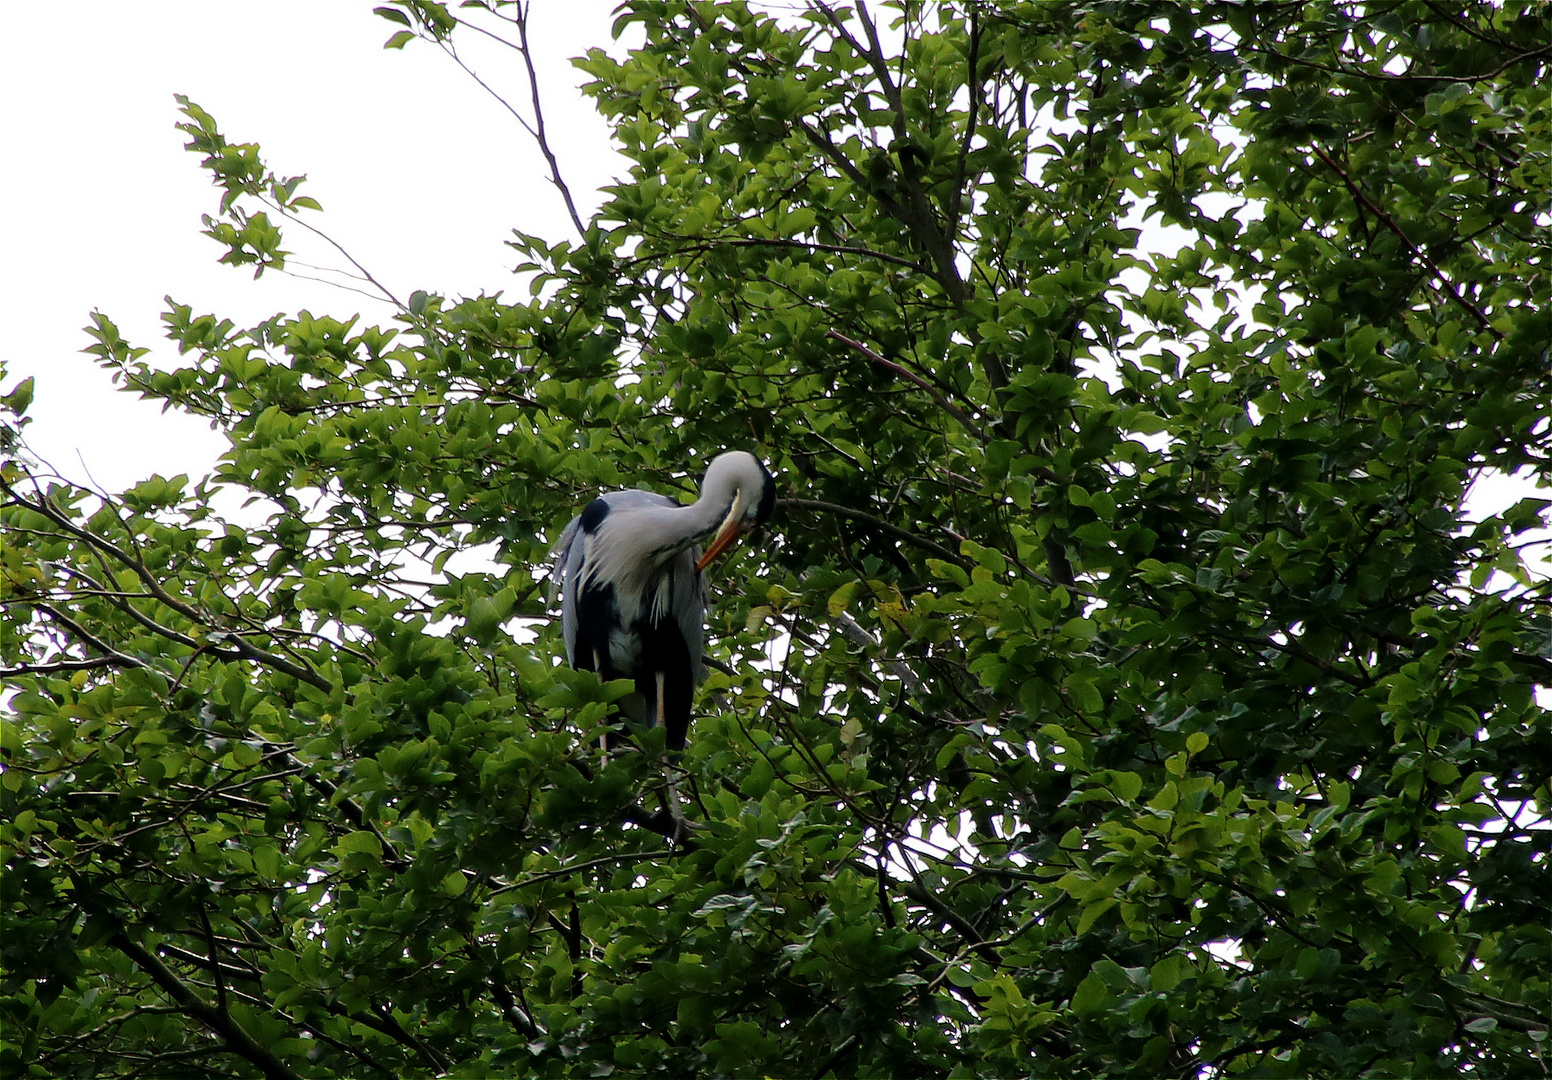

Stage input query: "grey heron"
[{"left": 554, "top": 450, "right": 776, "bottom": 751}]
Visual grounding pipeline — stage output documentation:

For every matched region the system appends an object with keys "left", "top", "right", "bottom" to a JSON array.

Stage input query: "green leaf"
[
  {"left": 333, "top": 831, "right": 383, "bottom": 869},
  {"left": 1, "top": 375, "right": 34, "bottom": 414},
  {"left": 1070, "top": 971, "right": 1112, "bottom": 1016}
]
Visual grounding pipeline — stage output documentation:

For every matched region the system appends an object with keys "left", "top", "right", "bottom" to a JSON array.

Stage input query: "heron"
[{"left": 553, "top": 450, "right": 776, "bottom": 753}]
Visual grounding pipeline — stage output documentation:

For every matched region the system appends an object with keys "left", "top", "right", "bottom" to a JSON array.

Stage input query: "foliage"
[{"left": 3, "top": 2, "right": 1549, "bottom": 1076}]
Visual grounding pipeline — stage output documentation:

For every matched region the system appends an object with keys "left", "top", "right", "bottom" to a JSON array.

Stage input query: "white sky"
[{"left": 1, "top": 1, "right": 625, "bottom": 491}]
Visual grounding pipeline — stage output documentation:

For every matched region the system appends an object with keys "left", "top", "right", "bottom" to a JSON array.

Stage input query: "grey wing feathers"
[
  {"left": 553, "top": 519, "right": 580, "bottom": 666},
  {"left": 552, "top": 488, "right": 698, "bottom": 671},
  {"left": 551, "top": 513, "right": 584, "bottom": 665},
  {"left": 595, "top": 489, "right": 680, "bottom": 513},
  {"left": 670, "top": 546, "right": 707, "bottom": 683},
  {"left": 611, "top": 490, "right": 707, "bottom": 683}
]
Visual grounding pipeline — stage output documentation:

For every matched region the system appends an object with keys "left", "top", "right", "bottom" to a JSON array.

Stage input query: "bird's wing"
[
  {"left": 596, "top": 492, "right": 705, "bottom": 679},
  {"left": 596, "top": 489, "right": 680, "bottom": 512},
  {"left": 669, "top": 545, "right": 707, "bottom": 684},
  {"left": 552, "top": 489, "right": 672, "bottom": 568},
  {"left": 552, "top": 514, "right": 584, "bottom": 665},
  {"left": 553, "top": 488, "right": 684, "bottom": 666}
]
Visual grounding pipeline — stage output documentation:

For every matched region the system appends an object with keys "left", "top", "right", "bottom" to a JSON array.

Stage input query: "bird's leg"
[
  {"left": 663, "top": 768, "right": 687, "bottom": 845},
  {"left": 592, "top": 648, "right": 612, "bottom": 752},
  {"left": 655, "top": 670, "right": 692, "bottom": 844},
  {"left": 655, "top": 669, "right": 667, "bottom": 736}
]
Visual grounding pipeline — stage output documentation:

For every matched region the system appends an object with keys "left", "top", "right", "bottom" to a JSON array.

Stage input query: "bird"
[{"left": 553, "top": 450, "right": 776, "bottom": 752}]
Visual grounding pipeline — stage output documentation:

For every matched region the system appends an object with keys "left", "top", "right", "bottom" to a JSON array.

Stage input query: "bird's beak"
[{"left": 695, "top": 514, "right": 746, "bottom": 571}]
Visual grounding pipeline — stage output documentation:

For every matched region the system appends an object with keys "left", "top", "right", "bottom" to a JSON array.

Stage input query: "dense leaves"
[{"left": 3, "top": 2, "right": 1549, "bottom": 1076}]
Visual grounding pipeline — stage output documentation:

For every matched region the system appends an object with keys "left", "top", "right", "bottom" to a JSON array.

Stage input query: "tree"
[{"left": 3, "top": 1, "right": 1549, "bottom": 1075}]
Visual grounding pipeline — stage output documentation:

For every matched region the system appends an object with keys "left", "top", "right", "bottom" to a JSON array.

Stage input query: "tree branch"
[
  {"left": 799, "top": 4, "right": 973, "bottom": 311},
  {"left": 634, "top": 234, "right": 930, "bottom": 275},
  {"left": 436, "top": 4, "right": 589, "bottom": 238},
  {"left": 848, "top": 852, "right": 1006, "bottom": 968},
  {"left": 2, "top": 473, "right": 334, "bottom": 693},
  {"left": 946, "top": 8, "right": 983, "bottom": 245},
  {"left": 27, "top": 599, "right": 151, "bottom": 671},
  {"left": 828, "top": 329, "right": 991, "bottom": 442},
  {"left": 512, "top": 2, "right": 587, "bottom": 237},
  {"left": 1311, "top": 146, "right": 1501, "bottom": 338},
  {"left": 109, "top": 930, "right": 304, "bottom": 1080},
  {"left": 780, "top": 497, "right": 971, "bottom": 567},
  {"left": 826, "top": 609, "right": 929, "bottom": 695}
]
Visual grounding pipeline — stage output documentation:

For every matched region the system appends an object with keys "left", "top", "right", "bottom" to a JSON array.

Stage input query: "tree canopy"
[{"left": 3, "top": 2, "right": 1549, "bottom": 1076}]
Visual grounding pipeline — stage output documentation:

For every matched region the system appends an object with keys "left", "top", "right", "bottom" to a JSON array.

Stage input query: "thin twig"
[
  {"left": 1219, "top": 26, "right": 1552, "bottom": 86},
  {"left": 0, "top": 656, "right": 128, "bottom": 676},
  {"left": 2, "top": 475, "right": 334, "bottom": 692},
  {"left": 629, "top": 235, "right": 930, "bottom": 275},
  {"left": 266, "top": 201, "right": 404, "bottom": 311},
  {"left": 490, "top": 849, "right": 676, "bottom": 893},
  {"left": 441, "top": 4, "right": 587, "bottom": 236}
]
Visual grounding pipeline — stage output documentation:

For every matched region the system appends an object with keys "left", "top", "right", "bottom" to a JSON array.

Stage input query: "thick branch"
[
  {"left": 780, "top": 497, "right": 970, "bottom": 567},
  {"left": 1311, "top": 146, "right": 1500, "bottom": 338},
  {"left": 828, "top": 329, "right": 991, "bottom": 442},
  {"left": 946, "top": 9, "right": 983, "bottom": 245},
  {"left": 109, "top": 930, "right": 304, "bottom": 1080},
  {"left": 793, "top": 99, "right": 970, "bottom": 311},
  {"left": 209, "top": 631, "right": 333, "bottom": 692}
]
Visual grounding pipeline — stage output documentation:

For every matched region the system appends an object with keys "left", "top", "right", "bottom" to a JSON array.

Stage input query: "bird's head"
[{"left": 695, "top": 451, "right": 776, "bottom": 570}]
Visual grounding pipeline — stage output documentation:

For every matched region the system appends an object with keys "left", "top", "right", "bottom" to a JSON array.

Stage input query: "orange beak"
[{"left": 695, "top": 517, "right": 746, "bottom": 571}]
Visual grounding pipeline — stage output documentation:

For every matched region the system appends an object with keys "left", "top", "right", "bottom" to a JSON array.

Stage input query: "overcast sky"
[{"left": 1, "top": 2, "right": 625, "bottom": 490}]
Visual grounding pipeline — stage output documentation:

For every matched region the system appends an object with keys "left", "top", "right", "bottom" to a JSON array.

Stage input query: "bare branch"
[
  {"left": 260, "top": 200, "right": 405, "bottom": 311},
  {"left": 512, "top": 3, "right": 587, "bottom": 237}
]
